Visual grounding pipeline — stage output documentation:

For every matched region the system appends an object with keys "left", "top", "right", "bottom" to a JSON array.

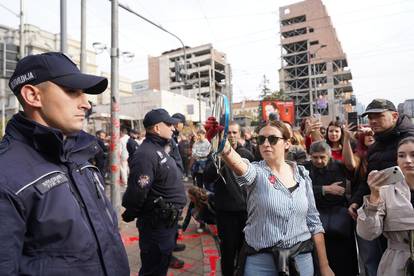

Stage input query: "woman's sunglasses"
[{"left": 257, "top": 135, "right": 284, "bottom": 145}]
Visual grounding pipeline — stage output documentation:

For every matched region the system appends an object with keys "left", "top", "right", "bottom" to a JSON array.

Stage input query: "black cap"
[
  {"left": 8, "top": 52, "right": 108, "bottom": 95},
  {"left": 362, "top": 99, "right": 397, "bottom": 117},
  {"left": 172, "top": 113, "right": 186, "bottom": 124},
  {"left": 143, "top": 108, "right": 179, "bottom": 128}
]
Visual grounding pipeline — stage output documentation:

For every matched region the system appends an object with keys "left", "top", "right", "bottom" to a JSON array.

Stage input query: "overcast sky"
[{"left": 1, "top": 0, "right": 413, "bottom": 107}]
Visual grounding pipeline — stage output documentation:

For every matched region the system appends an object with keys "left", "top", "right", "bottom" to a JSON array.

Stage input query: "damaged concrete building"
[{"left": 279, "top": 0, "right": 354, "bottom": 123}]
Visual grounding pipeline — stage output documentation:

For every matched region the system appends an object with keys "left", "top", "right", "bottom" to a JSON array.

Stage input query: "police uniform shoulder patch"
[
  {"left": 138, "top": 175, "right": 150, "bottom": 188},
  {"left": 34, "top": 173, "right": 68, "bottom": 194}
]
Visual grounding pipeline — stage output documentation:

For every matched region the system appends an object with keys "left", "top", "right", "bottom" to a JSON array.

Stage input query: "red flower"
[{"left": 268, "top": 174, "right": 276, "bottom": 184}]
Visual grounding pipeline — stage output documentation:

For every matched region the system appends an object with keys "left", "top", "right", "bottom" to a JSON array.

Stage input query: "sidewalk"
[{"left": 119, "top": 184, "right": 222, "bottom": 276}]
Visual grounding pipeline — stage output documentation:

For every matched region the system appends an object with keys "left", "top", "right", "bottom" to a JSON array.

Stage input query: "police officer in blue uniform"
[
  {"left": 0, "top": 52, "right": 129, "bottom": 275},
  {"left": 122, "top": 109, "right": 187, "bottom": 276}
]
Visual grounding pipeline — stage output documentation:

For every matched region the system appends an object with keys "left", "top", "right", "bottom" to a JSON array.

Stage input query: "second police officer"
[{"left": 122, "top": 108, "right": 187, "bottom": 276}]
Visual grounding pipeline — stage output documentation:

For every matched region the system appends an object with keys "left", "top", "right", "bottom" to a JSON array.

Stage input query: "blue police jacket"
[
  {"left": 0, "top": 113, "right": 129, "bottom": 276},
  {"left": 122, "top": 132, "right": 186, "bottom": 217}
]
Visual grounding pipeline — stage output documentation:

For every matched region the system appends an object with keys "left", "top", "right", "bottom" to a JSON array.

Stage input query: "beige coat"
[{"left": 357, "top": 181, "right": 414, "bottom": 276}]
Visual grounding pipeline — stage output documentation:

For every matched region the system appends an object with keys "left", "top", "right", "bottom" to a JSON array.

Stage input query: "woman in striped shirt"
[{"left": 220, "top": 120, "right": 333, "bottom": 276}]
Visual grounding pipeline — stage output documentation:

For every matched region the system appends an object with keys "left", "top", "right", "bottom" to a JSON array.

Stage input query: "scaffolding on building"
[{"left": 279, "top": 0, "right": 354, "bottom": 124}]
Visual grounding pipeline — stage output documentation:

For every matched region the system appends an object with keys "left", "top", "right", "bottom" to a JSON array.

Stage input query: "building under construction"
[
  {"left": 279, "top": 0, "right": 354, "bottom": 123},
  {"left": 148, "top": 44, "right": 232, "bottom": 110}
]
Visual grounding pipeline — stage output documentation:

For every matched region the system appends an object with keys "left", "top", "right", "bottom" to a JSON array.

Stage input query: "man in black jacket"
[
  {"left": 126, "top": 129, "right": 139, "bottom": 163},
  {"left": 122, "top": 109, "right": 186, "bottom": 275},
  {"left": 348, "top": 99, "right": 414, "bottom": 276},
  {"left": 0, "top": 52, "right": 129, "bottom": 275},
  {"left": 95, "top": 130, "right": 108, "bottom": 176},
  {"left": 204, "top": 121, "right": 254, "bottom": 276}
]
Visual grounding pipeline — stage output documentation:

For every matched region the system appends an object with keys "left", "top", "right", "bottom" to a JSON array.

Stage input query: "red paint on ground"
[
  {"left": 204, "top": 249, "right": 219, "bottom": 255},
  {"left": 178, "top": 233, "right": 204, "bottom": 241},
  {"left": 121, "top": 234, "right": 139, "bottom": 246},
  {"left": 178, "top": 263, "right": 193, "bottom": 272},
  {"left": 209, "top": 255, "right": 219, "bottom": 274}
]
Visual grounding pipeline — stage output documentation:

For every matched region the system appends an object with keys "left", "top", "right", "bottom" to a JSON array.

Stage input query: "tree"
[
  {"left": 259, "top": 75, "right": 271, "bottom": 99},
  {"left": 263, "top": 89, "right": 291, "bottom": 101}
]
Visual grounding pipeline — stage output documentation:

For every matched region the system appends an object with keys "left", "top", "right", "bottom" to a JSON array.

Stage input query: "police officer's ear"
[{"left": 20, "top": 84, "right": 43, "bottom": 108}]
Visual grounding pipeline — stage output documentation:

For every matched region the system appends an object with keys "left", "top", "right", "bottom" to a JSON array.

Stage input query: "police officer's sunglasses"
[{"left": 257, "top": 135, "right": 284, "bottom": 145}]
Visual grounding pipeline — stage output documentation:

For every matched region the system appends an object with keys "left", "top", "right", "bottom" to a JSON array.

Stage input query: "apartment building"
[{"left": 148, "top": 43, "right": 232, "bottom": 108}]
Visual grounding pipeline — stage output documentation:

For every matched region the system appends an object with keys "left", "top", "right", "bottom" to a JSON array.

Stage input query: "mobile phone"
[
  {"left": 312, "top": 113, "right": 321, "bottom": 123},
  {"left": 380, "top": 166, "right": 405, "bottom": 185}
]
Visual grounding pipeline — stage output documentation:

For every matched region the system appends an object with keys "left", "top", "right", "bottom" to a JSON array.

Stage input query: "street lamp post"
[
  {"left": 197, "top": 63, "right": 201, "bottom": 123},
  {"left": 92, "top": 41, "right": 134, "bottom": 213},
  {"left": 309, "top": 44, "right": 326, "bottom": 116}
]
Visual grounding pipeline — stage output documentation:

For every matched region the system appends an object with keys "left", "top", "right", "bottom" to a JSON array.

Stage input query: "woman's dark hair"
[
  {"left": 257, "top": 120, "right": 291, "bottom": 140},
  {"left": 325, "top": 120, "right": 344, "bottom": 148},
  {"left": 300, "top": 117, "right": 310, "bottom": 135},
  {"left": 188, "top": 186, "right": 209, "bottom": 211},
  {"left": 398, "top": 137, "right": 414, "bottom": 149}
]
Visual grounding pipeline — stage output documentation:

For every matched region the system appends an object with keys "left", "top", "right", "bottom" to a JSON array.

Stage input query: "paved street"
[{"left": 119, "top": 183, "right": 222, "bottom": 276}]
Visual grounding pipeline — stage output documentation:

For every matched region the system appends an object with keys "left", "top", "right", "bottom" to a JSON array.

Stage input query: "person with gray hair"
[
  {"left": 309, "top": 140, "right": 332, "bottom": 156},
  {"left": 304, "top": 140, "right": 358, "bottom": 275}
]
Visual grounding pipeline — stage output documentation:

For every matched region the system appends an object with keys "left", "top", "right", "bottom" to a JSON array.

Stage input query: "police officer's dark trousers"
[{"left": 137, "top": 218, "right": 178, "bottom": 276}]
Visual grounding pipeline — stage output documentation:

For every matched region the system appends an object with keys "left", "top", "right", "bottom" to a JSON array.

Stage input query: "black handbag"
[{"left": 318, "top": 205, "right": 353, "bottom": 239}]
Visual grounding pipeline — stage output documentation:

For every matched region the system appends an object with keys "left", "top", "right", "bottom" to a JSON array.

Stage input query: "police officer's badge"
[{"left": 138, "top": 175, "right": 150, "bottom": 188}]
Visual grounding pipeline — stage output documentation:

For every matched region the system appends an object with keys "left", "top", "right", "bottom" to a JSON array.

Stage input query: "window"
[
  {"left": 309, "top": 40, "right": 319, "bottom": 46},
  {"left": 281, "top": 27, "right": 307, "bottom": 38},
  {"left": 309, "top": 27, "right": 314, "bottom": 32},
  {"left": 281, "top": 15, "right": 306, "bottom": 26}
]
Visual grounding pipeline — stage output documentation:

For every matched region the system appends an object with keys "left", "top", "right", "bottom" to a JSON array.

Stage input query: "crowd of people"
[
  {"left": 116, "top": 98, "right": 414, "bottom": 276},
  {"left": 2, "top": 51, "right": 414, "bottom": 276},
  {"left": 122, "top": 99, "right": 414, "bottom": 276}
]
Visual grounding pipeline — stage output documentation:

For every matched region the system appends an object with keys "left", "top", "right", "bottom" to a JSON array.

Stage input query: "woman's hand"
[
  {"left": 305, "top": 120, "right": 321, "bottom": 136},
  {"left": 342, "top": 123, "right": 355, "bottom": 141},
  {"left": 320, "top": 264, "right": 335, "bottom": 276},
  {"left": 348, "top": 203, "right": 359, "bottom": 220},
  {"left": 367, "top": 170, "right": 386, "bottom": 203}
]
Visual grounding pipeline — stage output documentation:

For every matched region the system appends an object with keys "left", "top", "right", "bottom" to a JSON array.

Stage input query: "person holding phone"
[
  {"left": 350, "top": 99, "right": 414, "bottom": 276},
  {"left": 301, "top": 117, "right": 324, "bottom": 153},
  {"left": 357, "top": 137, "right": 414, "bottom": 276}
]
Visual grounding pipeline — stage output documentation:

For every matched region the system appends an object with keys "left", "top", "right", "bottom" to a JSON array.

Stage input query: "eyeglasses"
[{"left": 257, "top": 135, "right": 284, "bottom": 145}]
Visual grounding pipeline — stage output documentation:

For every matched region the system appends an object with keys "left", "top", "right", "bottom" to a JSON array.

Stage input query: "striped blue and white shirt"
[{"left": 235, "top": 159, "right": 324, "bottom": 251}]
